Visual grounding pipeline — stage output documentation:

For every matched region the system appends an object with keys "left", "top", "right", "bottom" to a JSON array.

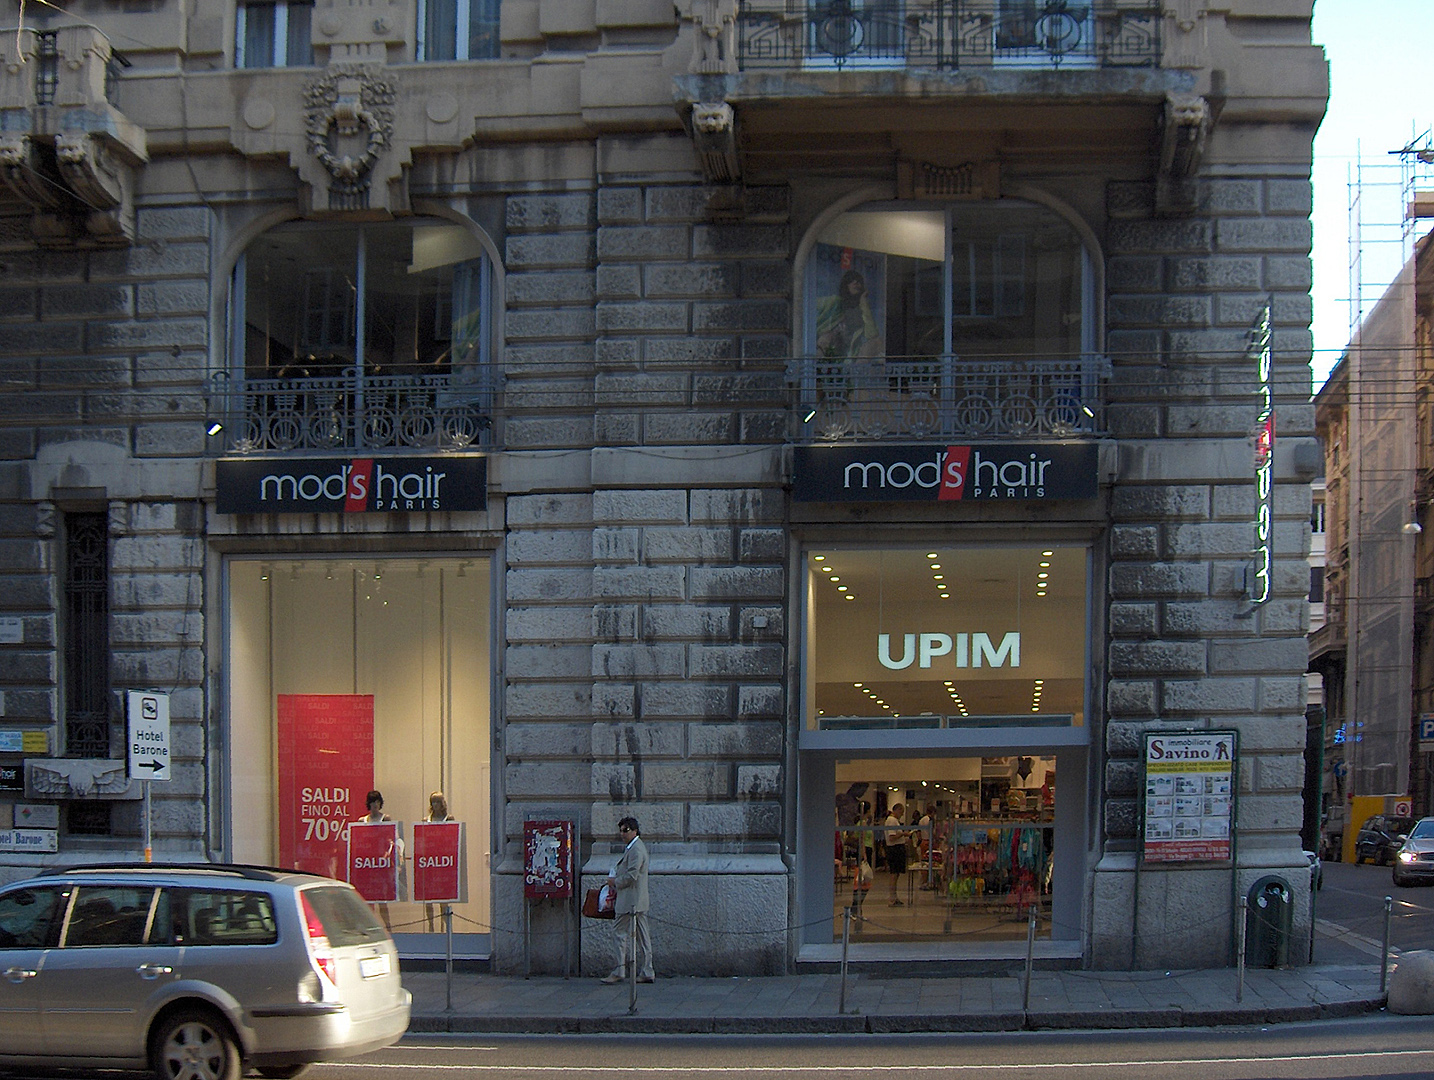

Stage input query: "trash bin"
[{"left": 1245, "top": 875, "right": 1292, "bottom": 968}]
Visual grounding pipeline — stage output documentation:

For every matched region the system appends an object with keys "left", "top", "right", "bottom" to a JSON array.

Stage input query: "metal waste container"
[{"left": 1245, "top": 875, "right": 1292, "bottom": 967}]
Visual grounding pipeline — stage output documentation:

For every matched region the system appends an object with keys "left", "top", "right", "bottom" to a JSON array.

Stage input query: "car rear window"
[
  {"left": 301, "top": 885, "right": 389, "bottom": 946},
  {"left": 169, "top": 889, "right": 277, "bottom": 946}
]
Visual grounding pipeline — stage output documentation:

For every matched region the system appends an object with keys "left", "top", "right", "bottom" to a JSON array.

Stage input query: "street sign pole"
[{"left": 127, "top": 690, "right": 172, "bottom": 864}]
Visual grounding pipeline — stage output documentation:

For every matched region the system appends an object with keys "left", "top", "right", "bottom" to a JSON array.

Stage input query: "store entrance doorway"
[{"left": 832, "top": 756, "right": 1056, "bottom": 944}]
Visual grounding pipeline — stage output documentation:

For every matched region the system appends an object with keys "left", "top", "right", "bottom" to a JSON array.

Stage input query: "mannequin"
[{"left": 425, "top": 791, "right": 453, "bottom": 932}]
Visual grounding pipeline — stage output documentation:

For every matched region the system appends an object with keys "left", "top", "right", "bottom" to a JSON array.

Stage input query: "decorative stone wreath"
[{"left": 304, "top": 65, "right": 397, "bottom": 183}]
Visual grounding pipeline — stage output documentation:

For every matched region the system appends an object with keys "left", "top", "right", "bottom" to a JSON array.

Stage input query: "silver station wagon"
[{"left": 0, "top": 863, "right": 410, "bottom": 1080}]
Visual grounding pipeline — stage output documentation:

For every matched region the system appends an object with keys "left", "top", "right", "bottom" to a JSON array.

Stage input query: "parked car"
[
  {"left": 1394, "top": 817, "right": 1434, "bottom": 887},
  {"left": 0, "top": 863, "right": 410, "bottom": 1080},
  {"left": 1354, "top": 815, "right": 1417, "bottom": 865}
]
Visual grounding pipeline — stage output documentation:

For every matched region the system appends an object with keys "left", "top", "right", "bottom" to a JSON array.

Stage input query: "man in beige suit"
[{"left": 602, "top": 815, "right": 653, "bottom": 983}]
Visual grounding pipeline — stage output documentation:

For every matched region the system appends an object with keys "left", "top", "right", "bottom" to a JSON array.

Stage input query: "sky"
[{"left": 1309, "top": 0, "right": 1432, "bottom": 388}]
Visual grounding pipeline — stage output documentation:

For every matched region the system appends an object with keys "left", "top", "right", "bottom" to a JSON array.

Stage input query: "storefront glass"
[
  {"left": 803, "top": 543, "right": 1088, "bottom": 945},
  {"left": 805, "top": 545, "right": 1086, "bottom": 729},
  {"left": 834, "top": 756, "right": 1055, "bottom": 941},
  {"left": 227, "top": 556, "right": 490, "bottom": 947}
]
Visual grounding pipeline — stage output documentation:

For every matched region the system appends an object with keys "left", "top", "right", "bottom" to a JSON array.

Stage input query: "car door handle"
[
  {"left": 3, "top": 966, "right": 38, "bottom": 982},
  {"left": 136, "top": 963, "right": 173, "bottom": 979}
]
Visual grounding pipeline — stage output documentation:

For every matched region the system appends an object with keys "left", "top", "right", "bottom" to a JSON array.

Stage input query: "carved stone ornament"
[
  {"left": 1157, "top": 93, "right": 1211, "bottom": 215},
  {"left": 690, "top": 0, "right": 738, "bottom": 76},
  {"left": 26, "top": 758, "right": 140, "bottom": 800},
  {"left": 689, "top": 101, "right": 740, "bottom": 185},
  {"left": 304, "top": 65, "right": 397, "bottom": 211}
]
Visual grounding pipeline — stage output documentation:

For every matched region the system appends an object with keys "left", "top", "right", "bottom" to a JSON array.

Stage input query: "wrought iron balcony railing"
[
  {"left": 788, "top": 354, "right": 1108, "bottom": 442},
  {"left": 208, "top": 367, "right": 495, "bottom": 454},
  {"left": 737, "top": 0, "right": 1162, "bottom": 72}
]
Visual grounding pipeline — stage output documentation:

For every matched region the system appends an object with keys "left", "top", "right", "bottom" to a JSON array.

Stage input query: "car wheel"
[
  {"left": 256, "top": 1067, "right": 311, "bottom": 1079},
  {"left": 152, "top": 1008, "right": 241, "bottom": 1080}
]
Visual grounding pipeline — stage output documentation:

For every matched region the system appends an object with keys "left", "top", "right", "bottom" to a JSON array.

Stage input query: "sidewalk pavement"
[{"left": 403, "top": 962, "right": 1387, "bottom": 1035}]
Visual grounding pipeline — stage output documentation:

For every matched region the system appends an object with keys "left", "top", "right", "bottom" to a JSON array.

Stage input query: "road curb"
[{"left": 406, "top": 995, "right": 1386, "bottom": 1035}]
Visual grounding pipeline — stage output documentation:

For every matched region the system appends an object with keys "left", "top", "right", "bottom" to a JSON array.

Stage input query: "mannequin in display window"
[{"left": 425, "top": 791, "right": 453, "bottom": 932}]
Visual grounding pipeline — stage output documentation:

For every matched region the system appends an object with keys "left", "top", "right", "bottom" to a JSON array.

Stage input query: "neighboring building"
[
  {"left": 1312, "top": 225, "right": 1434, "bottom": 860},
  {"left": 0, "top": 1, "right": 1327, "bottom": 973}
]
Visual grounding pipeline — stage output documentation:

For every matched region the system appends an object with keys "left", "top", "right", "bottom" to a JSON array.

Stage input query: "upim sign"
[{"left": 878, "top": 632, "right": 1020, "bottom": 669}]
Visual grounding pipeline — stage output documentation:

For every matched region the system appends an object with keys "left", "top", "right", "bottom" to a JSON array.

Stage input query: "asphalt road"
[
  {"left": 301, "top": 1015, "right": 1434, "bottom": 1080},
  {"left": 1313, "top": 858, "right": 1434, "bottom": 962}
]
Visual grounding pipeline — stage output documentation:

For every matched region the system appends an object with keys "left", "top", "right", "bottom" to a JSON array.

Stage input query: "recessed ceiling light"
[
  {"left": 814, "top": 555, "right": 825, "bottom": 561},
  {"left": 844, "top": 595, "right": 855, "bottom": 601},
  {"left": 1042, "top": 550, "right": 1054, "bottom": 556},
  {"left": 837, "top": 585, "right": 847, "bottom": 592},
  {"left": 933, "top": 574, "right": 944, "bottom": 580},
  {"left": 930, "top": 563, "right": 941, "bottom": 570},
  {"left": 927, "top": 552, "right": 938, "bottom": 559}
]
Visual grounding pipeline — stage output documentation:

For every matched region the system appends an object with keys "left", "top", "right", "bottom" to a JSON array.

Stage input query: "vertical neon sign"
[{"left": 1250, "top": 300, "right": 1274, "bottom": 604}]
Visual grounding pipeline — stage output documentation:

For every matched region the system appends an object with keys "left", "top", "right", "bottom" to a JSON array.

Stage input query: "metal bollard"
[
  {"left": 1022, "top": 905, "right": 1036, "bottom": 1017},
  {"left": 628, "top": 915, "right": 638, "bottom": 1015},
  {"left": 1381, "top": 895, "right": 1393, "bottom": 993},
  {"left": 1236, "top": 893, "right": 1246, "bottom": 1003},
  {"left": 839, "top": 905, "right": 852, "bottom": 1015}
]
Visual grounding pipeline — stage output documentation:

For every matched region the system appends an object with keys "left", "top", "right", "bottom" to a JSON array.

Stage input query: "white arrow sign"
[{"left": 127, "top": 691, "right": 171, "bottom": 782}]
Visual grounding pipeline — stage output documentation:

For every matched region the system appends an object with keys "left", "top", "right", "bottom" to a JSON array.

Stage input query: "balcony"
[
  {"left": 736, "top": 0, "right": 1163, "bottom": 73},
  {"left": 787, "top": 353, "right": 1107, "bottom": 442},
  {"left": 207, "top": 368, "right": 495, "bottom": 455}
]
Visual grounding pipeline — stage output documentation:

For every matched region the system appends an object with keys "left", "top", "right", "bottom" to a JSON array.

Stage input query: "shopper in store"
[
  {"left": 885, "top": 803, "right": 908, "bottom": 906},
  {"left": 602, "top": 815, "right": 654, "bottom": 984}
]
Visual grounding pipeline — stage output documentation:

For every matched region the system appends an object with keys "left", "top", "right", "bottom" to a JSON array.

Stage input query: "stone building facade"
[{"left": 0, "top": 0, "right": 1326, "bottom": 973}]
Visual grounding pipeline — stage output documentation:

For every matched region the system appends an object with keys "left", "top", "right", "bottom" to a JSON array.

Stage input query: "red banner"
[
  {"left": 413, "top": 821, "right": 466, "bottom": 903},
  {"left": 276, "top": 694, "right": 374, "bottom": 878},
  {"left": 348, "top": 821, "right": 402, "bottom": 902},
  {"left": 523, "top": 820, "right": 574, "bottom": 899}
]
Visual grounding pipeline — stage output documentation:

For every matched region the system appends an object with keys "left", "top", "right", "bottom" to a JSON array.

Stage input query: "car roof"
[{"left": 17, "top": 862, "right": 342, "bottom": 888}]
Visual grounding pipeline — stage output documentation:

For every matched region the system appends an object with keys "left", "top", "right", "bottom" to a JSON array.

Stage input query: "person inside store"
[
  {"left": 424, "top": 791, "right": 453, "bottom": 933},
  {"left": 885, "top": 803, "right": 908, "bottom": 906},
  {"left": 602, "top": 816, "right": 654, "bottom": 984},
  {"left": 360, "top": 789, "right": 402, "bottom": 931}
]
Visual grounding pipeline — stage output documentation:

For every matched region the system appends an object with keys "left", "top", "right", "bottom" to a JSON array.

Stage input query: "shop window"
[
  {"left": 804, "top": 545, "right": 1087, "bottom": 730},
  {"left": 64, "top": 511, "right": 111, "bottom": 759},
  {"left": 236, "top": 2, "right": 314, "bottom": 68},
  {"left": 227, "top": 558, "right": 491, "bottom": 943},
  {"left": 417, "top": 0, "right": 501, "bottom": 61},
  {"left": 224, "top": 220, "right": 493, "bottom": 452},
  {"left": 807, "top": 201, "right": 1089, "bottom": 362}
]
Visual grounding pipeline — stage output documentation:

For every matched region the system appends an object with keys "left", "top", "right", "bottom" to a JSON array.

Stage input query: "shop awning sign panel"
[
  {"left": 793, "top": 443, "right": 1098, "bottom": 502},
  {"left": 216, "top": 456, "right": 486, "bottom": 514},
  {"left": 1142, "top": 732, "right": 1236, "bottom": 864}
]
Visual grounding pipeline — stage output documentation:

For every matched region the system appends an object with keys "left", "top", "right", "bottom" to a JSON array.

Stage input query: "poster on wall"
[
  {"left": 1142, "top": 731, "right": 1236, "bottom": 864},
  {"left": 413, "top": 821, "right": 467, "bottom": 904},
  {"left": 523, "top": 819, "right": 574, "bottom": 900},
  {"left": 277, "top": 694, "right": 374, "bottom": 878},
  {"left": 811, "top": 243, "right": 886, "bottom": 360},
  {"left": 348, "top": 820, "right": 403, "bottom": 902}
]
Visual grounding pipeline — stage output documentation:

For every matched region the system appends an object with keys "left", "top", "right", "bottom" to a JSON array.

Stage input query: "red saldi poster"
[
  {"left": 348, "top": 820, "right": 402, "bottom": 902},
  {"left": 277, "top": 694, "right": 374, "bottom": 878},
  {"left": 412, "top": 821, "right": 466, "bottom": 903}
]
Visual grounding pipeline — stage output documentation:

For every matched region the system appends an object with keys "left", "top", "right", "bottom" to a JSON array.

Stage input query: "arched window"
[
  {"left": 799, "top": 200, "right": 1098, "bottom": 441},
  {"left": 219, "top": 219, "right": 494, "bottom": 453},
  {"left": 806, "top": 200, "right": 1092, "bottom": 361}
]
